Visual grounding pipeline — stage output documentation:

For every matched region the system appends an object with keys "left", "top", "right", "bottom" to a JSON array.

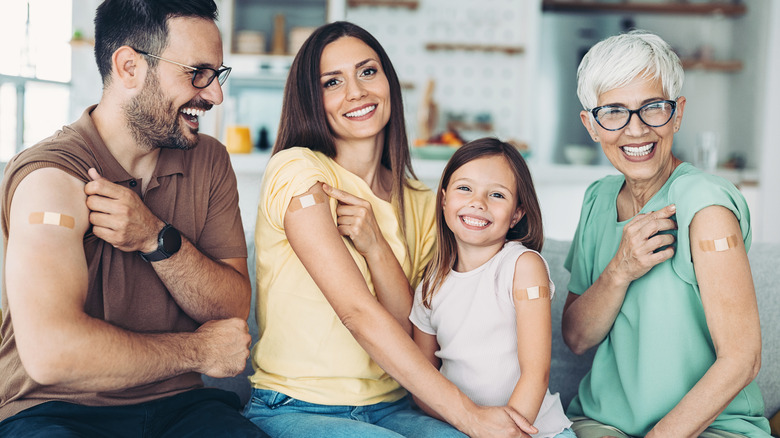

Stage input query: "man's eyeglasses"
[
  {"left": 591, "top": 100, "right": 677, "bottom": 131},
  {"left": 133, "top": 48, "right": 231, "bottom": 89}
]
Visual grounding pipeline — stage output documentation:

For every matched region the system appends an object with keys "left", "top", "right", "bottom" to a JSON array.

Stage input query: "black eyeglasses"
[
  {"left": 591, "top": 100, "right": 677, "bottom": 131},
  {"left": 134, "top": 48, "right": 231, "bottom": 89}
]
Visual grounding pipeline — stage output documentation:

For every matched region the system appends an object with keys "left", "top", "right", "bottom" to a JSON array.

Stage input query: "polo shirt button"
[{"left": 129, "top": 179, "right": 137, "bottom": 187}]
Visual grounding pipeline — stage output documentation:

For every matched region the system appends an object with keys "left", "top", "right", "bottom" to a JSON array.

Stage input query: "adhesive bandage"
[
  {"left": 699, "top": 234, "right": 739, "bottom": 252},
  {"left": 513, "top": 285, "right": 551, "bottom": 301},
  {"left": 29, "top": 212, "right": 75, "bottom": 229},
  {"left": 288, "top": 193, "right": 328, "bottom": 212}
]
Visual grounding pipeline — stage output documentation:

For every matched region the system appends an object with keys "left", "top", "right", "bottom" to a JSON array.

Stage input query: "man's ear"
[{"left": 111, "top": 46, "right": 146, "bottom": 89}]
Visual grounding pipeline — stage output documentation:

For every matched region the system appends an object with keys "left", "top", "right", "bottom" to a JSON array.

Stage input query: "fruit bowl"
[{"left": 411, "top": 145, "right": 458, "bottom": 160}]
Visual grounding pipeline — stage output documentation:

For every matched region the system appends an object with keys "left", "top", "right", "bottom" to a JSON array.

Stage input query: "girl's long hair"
[
  {"left": 273, "top": 21, "right": 417, "bottom": 230},
  {"left": 420, "top": 138, "right": 544, "bottom": 308}
]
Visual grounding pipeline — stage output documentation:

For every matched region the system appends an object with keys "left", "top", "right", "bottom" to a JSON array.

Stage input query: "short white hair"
[{"left": 576, "top": 30, "right": 684, "bottom": 110}]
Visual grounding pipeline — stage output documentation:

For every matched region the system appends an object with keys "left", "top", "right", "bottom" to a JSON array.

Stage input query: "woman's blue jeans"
[{"left": 242, "top": 388, "right": 467, "bottom": 438}]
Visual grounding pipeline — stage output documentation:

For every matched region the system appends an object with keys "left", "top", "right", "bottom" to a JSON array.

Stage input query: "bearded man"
[{"left": 0, "top": 1, "right": 266, "bottom": 436}]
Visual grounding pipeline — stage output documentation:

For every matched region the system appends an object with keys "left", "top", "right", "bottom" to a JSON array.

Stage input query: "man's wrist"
[
  {"left": 141, "top": 223, "right": 166, "bottom": 254},
  {"left": 139, "top": 223, "right": 181, "bottom": 262}
]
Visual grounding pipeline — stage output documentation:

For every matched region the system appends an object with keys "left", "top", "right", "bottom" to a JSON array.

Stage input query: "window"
[{"left": 0, "top": 0, "right": 72, "bottom": 161}]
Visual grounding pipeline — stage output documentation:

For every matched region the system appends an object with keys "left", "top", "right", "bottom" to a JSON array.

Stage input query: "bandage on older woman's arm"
[{"left": 698, "top": 234, "right": 739, "bottom": 252}]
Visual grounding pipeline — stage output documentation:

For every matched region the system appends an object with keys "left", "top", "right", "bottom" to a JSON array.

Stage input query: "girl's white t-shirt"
[{"left": 410, "top": 241, "right": 572, "bottom": 437}]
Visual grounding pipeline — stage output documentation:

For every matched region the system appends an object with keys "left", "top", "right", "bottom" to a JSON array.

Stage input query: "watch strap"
[{"left": 139, "top": 223, "right": 180, "bottom": 262}]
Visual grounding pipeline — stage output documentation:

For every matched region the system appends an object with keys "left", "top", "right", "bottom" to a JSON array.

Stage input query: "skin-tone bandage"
[
  {"left": 288, "top": 193, "right": 328, "bottom": 212},
  {"left": 699, "top": 234, "right": 739, "bottom": 252},
  {"left": 29, "top": 212, "right": 75, "bottom": 229},
  {"left": 513, "top": 285, "right": 551, "bottom": 301}
]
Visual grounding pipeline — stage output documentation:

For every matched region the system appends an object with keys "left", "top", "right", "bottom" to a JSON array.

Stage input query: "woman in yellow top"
[{"left": 244, "top": 21, "right": 537, "bottom": 438}]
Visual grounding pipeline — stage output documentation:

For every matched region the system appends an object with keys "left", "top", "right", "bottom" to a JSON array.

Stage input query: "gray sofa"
[{"left": 206, "top": 236, "right": 780, "bottom": 421}]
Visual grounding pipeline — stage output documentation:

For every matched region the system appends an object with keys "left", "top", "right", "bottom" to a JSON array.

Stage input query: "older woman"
[
  {"left": 244, "top": 21, "right": 535, "bottom": 438},
  {"left": 561, "top": 31, "right": 771, "bottom": 437}
]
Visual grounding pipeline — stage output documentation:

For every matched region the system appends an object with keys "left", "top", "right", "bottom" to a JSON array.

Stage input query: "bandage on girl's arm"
[
  {"left": 509, "top": 251, "right": 553, "bottom": 425},
  {"left": 513, "top": 285, "right": 551, "bottom": 301}
]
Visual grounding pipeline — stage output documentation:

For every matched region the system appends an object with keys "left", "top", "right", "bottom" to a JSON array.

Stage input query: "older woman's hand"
[{"left": 612, "top": 204, "right": 677, "bottom": 286}]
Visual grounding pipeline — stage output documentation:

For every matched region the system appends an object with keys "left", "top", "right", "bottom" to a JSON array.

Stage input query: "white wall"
[
  {"left": 69, "top": 0, "right": 102, "bottom": 121},
  {"left": 756, "top": 1, "right": 780, "bottom": 243}
]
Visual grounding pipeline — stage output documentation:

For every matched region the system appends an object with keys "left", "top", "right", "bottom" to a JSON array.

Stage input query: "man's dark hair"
[{"left": 94, "top": 0, "right": 218, "bottom": 85}]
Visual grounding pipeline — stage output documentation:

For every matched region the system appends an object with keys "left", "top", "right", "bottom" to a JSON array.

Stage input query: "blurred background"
[{"left": 1, "top": 0, "right": 778, "bottom": 243}]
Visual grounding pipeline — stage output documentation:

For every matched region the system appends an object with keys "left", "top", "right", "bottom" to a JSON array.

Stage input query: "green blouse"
[{"left": 565, "top": 162, "right": 770, "bottom": 437}]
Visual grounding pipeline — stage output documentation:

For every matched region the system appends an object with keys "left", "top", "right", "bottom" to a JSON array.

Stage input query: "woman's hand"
[
  {"left": 321, "top": 183, "right": 413, "bottom": 333},
  {"left": 610, "top": 204, "right": 677, "bottom": 287},
  {"left": 563, "top": 204, "right": 677, "bottom": 354},
  {"left": 322, "top": 183, "right": 385, "bottom": 257},
  {"left": 462, "top": 405, "right": 538, "bottom": 438}
]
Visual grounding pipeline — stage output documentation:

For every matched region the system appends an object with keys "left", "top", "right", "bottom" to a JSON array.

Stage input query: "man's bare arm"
[{"left": 6, "top": 168, "right": 250, "bottom": 391}]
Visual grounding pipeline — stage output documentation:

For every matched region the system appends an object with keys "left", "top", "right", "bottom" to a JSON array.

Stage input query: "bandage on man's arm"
[{"left": 29, "top": 212, "right": 76, "bottom": 229}]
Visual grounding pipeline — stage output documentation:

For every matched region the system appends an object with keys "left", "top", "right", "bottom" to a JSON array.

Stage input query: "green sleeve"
[
  {"left": 565, "top": 179, "right": 603, "bottom": 295},
  {"left": 668, "top": 172, "right": 751, "bottom": 286}
]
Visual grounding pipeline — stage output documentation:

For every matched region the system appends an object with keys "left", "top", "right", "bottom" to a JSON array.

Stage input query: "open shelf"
[
  {"left": 681, "top": 58, "right": 743, "bottom": 72},
  {"left": 347, "top": 0, "right": 419, "bottom": 9},
  {"left": 424, "top": 43, "right": 525, "bottom": 55},
  {"left": 541, "top": 1, "right": 746, "bottom": 16}
]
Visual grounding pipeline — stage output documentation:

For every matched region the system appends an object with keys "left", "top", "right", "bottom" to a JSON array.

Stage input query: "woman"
[
  {"left": 561, "top": 30, "right": 771, "bottom": 437},
  {"left": 245, "top": 21, "right": 535, "bottom": 438}
]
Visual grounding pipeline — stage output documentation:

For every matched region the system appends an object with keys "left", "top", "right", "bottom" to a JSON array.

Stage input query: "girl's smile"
[{"left": 442, "top": 155, "right": 523, "bottom": 270}]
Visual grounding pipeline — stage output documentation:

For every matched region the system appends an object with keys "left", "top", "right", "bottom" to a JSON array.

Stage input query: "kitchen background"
[{"left": 1, "top": 0, "right": 779, "bottom": 243}]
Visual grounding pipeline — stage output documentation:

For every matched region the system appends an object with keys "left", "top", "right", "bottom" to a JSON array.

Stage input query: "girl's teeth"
[
  {"left": 462, "top": 217, "right": 488, "bottom": 227},
  {"left": 345, "top": 105, "right": 376, "bottom": 118},
  {"left": 623, "top": 143, "right": 654, "bottom": 156}
]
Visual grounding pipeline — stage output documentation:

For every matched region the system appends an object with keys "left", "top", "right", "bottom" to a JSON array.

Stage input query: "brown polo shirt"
[{"left": 0, "top": 105, "right": 247, "bottom": 421}]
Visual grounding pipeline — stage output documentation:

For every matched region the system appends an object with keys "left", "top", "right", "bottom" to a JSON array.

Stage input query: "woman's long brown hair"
[{"left": 273, "top": 21, "right": 417, "bottom": 232}]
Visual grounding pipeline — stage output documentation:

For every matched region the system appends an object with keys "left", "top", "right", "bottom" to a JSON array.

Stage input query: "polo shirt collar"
[{"left": 74, "top": 105, "right": 187, "bottom": 188}]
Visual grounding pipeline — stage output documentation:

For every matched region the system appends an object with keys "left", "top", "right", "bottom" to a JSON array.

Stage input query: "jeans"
[
  {"left": 242, "top": 388, "right": 466, "bottom": 438},
  {"left": 0, "top": 388, "right": 267, "bottom": 438}
]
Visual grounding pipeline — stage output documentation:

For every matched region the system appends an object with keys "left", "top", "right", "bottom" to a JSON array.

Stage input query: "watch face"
[{"left": 161, "top": 225, "right": 182, "bottom": 253}]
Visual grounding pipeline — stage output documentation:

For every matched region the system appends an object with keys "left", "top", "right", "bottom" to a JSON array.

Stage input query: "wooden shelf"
[
  {"left": 447, "top": 121, "right": 494, "bottom": 132},
  {"left": 681, "top": 58, "right": 742, "bottom": 72},
  {"left": 541, "top": 1, "right": 746, "bottom": 16},
  {"left": 69, "top": 38, "right": 95, "bottom": 47},
  {"left": 347, "top": 0, "right": 419, "bottom": 9},
  {"left": 425, "top": 43, "right": 525, "bottom": 55}
]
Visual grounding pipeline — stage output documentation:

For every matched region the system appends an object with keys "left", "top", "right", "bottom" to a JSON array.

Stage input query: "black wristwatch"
[{"left": 139, "top": 223, "right": 181, "bottom": 262}]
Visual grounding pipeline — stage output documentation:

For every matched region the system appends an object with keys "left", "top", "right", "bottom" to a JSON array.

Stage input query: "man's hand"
[
  {"left": 193, "top": 318, "right": 252, "bottom": 378},
  {"left": 84, "top": 168, "right": 163, "bottom": 253}
]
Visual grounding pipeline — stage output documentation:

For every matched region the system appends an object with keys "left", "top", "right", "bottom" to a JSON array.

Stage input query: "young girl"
[{"left": 410, "top": 138, "right": 575, "bottom": 438}]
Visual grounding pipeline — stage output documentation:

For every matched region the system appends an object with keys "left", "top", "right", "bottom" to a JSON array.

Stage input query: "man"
[{"left": 0, "top": 1, "right": 266, "bottom": 436}]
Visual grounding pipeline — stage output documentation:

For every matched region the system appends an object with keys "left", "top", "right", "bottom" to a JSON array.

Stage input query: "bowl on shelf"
[
  {"left": 563, "top": 143, "right": 598, "bottom": 165},
  {"left": 411, "top": 145, "right": 459, "bottom": 160}
]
